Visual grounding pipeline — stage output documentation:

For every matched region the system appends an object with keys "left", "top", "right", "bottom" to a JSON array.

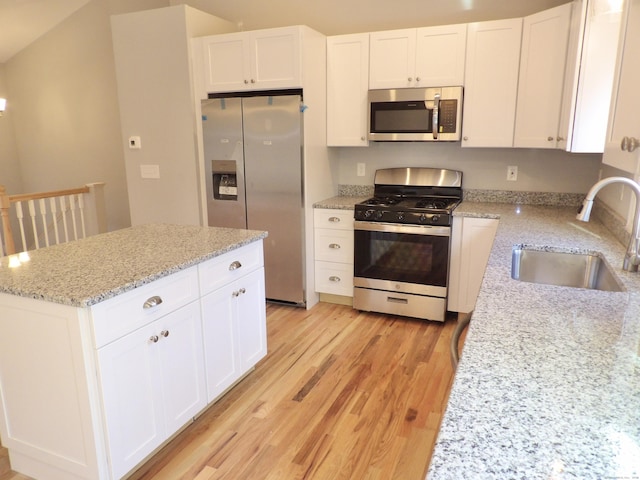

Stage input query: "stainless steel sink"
[{"left": 511, "top": 247, "right": 624, "bottom": 292}]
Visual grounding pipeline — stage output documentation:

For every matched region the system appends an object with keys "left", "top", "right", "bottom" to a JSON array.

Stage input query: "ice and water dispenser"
[{"left": 211, "top": 160, "right": 238, "bottom": 201}]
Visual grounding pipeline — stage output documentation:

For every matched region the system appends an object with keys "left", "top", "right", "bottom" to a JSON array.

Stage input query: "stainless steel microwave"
[{"left": 368, "top": 86, "right": 463, "bottom": 142}]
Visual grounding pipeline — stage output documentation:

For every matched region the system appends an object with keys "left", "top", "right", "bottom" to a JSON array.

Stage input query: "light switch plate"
[{"left": 140, "top": 164, "right": 160, "bottom": 179}]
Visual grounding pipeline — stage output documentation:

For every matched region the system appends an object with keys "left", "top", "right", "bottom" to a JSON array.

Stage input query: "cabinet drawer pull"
[
  {"left": 149, "top": 335, "right": 159, "bottom": 343},
  {"left": 329, "top": 276, "right": 341, "bottom": 282},
  {"left": 229, "top": 260, "right": 242, "bottom": 271},
  {"left": 160, "top": 330, "right": 169, "bottom": 338},
  {"left": 143, "top": 296, "right": 163, "bottom": 309},
  {"left": 329, "top": 243, "right": 341, "bottom": 249},
  {"left": 328, "top": 216, "right": 341, "bottom": 223}
]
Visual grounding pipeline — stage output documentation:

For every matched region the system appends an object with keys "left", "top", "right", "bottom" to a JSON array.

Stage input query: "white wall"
[
  {"left": 0, "top": 65, "right": 22, "bottom": 195},
  {"left": 336, "top": 143, "right": 602, "bottom": 193},
  {"left": 2, "top": 0, "right": 149, "bottom": 232}
]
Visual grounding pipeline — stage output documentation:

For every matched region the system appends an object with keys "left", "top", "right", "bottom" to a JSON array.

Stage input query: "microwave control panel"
[{"left": 438, "top": 100, "right": 458, "bottom": 133}]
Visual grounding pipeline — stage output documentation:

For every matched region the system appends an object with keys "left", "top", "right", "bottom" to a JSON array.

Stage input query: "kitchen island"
[
  {"left": 427, "top": 203, "right": 640, "bottom": 479},
  {"left": 0, "top": 224, "right": 268, "bottom": 480}
]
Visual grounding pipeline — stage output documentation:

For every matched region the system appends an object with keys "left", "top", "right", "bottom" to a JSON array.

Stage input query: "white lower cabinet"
[
  {"left": 201, "top": 267, "right": 267, "bottom": 402},
  {"left": 97, "top": 301, "right": 206, "bottom": 480},
  {"left": 0, "top": 240, "right": 266, "bottom": 480},
  {"left": 448, "top": 217, "right": 499, "bottom": 314},
  {"left": 314, "top": 209, "right": 354, "bottom": 297}
]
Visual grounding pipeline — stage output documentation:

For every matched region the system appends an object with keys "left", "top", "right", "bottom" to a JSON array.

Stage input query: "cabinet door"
[
  {"left": 156, "top": 301, "right": 206, "bottom": 435},
  {"left": 250, "top": 27, "right": 302, "bottom": 89},
  {"left": 448, "top": 217, "right": 499, "bottom": 314},
  {"left": 327, "top": 33, "right": 370, "bottom": 146},
  {"left": 98, "top": 321, "right": 165, "bottom": 480},
  {"left": 462, "top": 18, "right": 523, "bottom": 147},
  {"left": 202, "top": 33, "right": 251, "bottom": 93},
  {"left": 514, "top": 4, "right": 572, "bottom": 149},
  {"left": 201, "top": 283, "right": 240, "bottom": 403},
  {"left": 603, "top": 0, "right": 640, "bottom": 174},
  {"left": 415, "top": 24, "right": 467, "bottom": 86},
  {"left": 236, "top": 267, "right": 267, "bottom": 372},
  {"left": 369, "top": 29, "right": 416, "bottom": 89}
]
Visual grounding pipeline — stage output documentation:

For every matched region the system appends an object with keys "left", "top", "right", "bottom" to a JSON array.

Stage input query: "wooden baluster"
[
  {"left": 69, "top": 195, "right": 79, "bottom": 241},
  {"left": 77, "top": 194, "right": 86, "bottom": 239},
  {"left": 39, "top": 198, "right": 50, "bottom": 248},
  {"left": 49, "top": 197, "right": 60, "bottom": 245},
  {"left": 28, "top": 200, "right": 39, "bottom": 249},
  {"left": 59, "top": 195, "right": 70, "bottom": 243},
  {"left": 15, "top": 202, "right": 27, "bottom": 252}
]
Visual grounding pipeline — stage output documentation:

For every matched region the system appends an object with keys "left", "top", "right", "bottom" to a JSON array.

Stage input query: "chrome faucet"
[{"left": 576, "top": 176, "right": 640, "bottom": 272}]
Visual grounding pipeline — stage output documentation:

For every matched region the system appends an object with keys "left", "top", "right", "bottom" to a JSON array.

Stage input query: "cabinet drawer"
[
  {"left": 92, "top": 267, "right": 199, "bottom": 348},
  {"left": 198, "top": 241, "right": 264, "bottom": 295},
  {"left": 315, "top": 261, "right": 354, "bottom": 296},
  {"left": 314, "top": 228, "right": 353, "bottom": 263},
  {"left": 313, "top": 209, "right": 354, "bottom": 231}
]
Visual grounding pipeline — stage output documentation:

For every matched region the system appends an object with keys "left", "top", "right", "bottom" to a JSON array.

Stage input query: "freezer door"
[
  {"left": 242, "top": 95, "right": 305, "bottom": 304},
  {"left": 202, "top": 98, "right": 247, "bottom": 229}
]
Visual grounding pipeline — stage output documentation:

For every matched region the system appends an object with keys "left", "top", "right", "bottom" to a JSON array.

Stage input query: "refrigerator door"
[
  {"left": 202, "top": 98, "right": 247, "bottom": 229},
  {"left": 242, "top": 95, "right": 305, "bottom": 304}
]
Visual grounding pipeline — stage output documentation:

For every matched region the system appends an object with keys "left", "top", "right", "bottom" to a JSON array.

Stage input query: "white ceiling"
[{"left": 0, "top": 0, "right": 570, "bottom": 64}]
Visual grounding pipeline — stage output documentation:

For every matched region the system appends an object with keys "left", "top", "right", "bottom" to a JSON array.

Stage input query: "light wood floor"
[{"left": 1, "top": 302, "right": 464, "bottom": 480}]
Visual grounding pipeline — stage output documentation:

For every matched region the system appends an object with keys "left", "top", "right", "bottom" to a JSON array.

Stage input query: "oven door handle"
[{"left": 354, "top": 220, "right": 451, "bottom": 237}]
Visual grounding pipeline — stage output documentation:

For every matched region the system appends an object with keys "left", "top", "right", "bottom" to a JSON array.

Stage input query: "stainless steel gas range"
[{"left": 353, "top": 167, "right": 463, "bottom": 322}]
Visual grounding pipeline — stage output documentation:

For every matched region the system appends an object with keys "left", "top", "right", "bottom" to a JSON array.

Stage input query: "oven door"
[{"left": 353, "top": 221, "right": 450, "bottom": 297}]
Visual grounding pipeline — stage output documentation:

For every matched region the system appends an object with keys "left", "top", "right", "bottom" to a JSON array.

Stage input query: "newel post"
[
  {"left": 0, "top": 185, "right": 16, "bottom": 256},
  {"left": 84, "top": 182, "right": 108, "bottom": 236}
]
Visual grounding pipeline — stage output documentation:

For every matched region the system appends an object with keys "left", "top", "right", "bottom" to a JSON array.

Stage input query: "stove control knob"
[
  {"left": 397, "top": 211, "right": 405, "bottom": 221},
  {"left": 375, "top": 210, "right": 384, "bottom": 220},
  {"left": 419, "top": 214, "right": 428, "bottom": 223},
  {"left": 364, "top": 209, "right": 374, "bottom": 218},
  {"left": 431, "top": 215, "right": 439, "bottom": 224}
]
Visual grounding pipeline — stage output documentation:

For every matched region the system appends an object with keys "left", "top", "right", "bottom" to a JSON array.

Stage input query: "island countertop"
[
  {"left": 0, "top": 224, "right": 267, "bottom": 307},
  {"left": 427, "top": 202, "right": 640, "bottom": 479}
]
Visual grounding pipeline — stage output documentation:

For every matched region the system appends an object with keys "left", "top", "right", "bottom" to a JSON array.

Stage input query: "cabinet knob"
[
  {"left": 547, "top": 136, "right": 554, "bottom": 141},
  {"left": 407, "top": 77, "right": 413, "bottom": 82},
  {"left": 622, "top": 136, "right": 640, "bottom": 152},
  {"left": 160, "top": 330, "right": 169, "bottom": 338},
  {"left": 143, "top": 295, "right": 163, "bottom": 309},
  {"left": 329, "top": 243, "right": 341, "bottom": 249},
  {"left": 244, "top": 79, "right": 249, "bottom": 84},
  {"left": 328, "top": 216, "right": 341, "bottom": 223},
  {"left": 416, "top": 76, "right": 421, "bottom": 82},
  {"left": 329, "top": 276, "right": 341, "bottom": 282},
  {"left": 463, "top": 136, "right": 468, "bottom": 141},
  {"left": 251, "top": 79, "right": 256, "bottom": 84},
  {"left": 149, "top": 335, "right": 159, "bottom": 343},
  {"left": 361, "top": 136, "right": 366, "bottom": 141},
  {"left": 229, "top": 260, "right": 242, "bottom": 271},
  {"left": 557, "top": 136, "right": 565, "bottom": 142}
]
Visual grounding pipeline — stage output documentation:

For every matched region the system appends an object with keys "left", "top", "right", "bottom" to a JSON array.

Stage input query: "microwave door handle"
[{"left": 431, "top": 93, "right": 440, "bottom": 140}]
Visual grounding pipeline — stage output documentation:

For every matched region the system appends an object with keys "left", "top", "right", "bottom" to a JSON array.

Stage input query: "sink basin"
[{"left": 511, "top": 247, "right": 624, "bottom": 292}]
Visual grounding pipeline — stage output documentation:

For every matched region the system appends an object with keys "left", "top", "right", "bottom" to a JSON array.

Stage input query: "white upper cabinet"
[
  {"left": 461, "top": 18, "right": 523, "bottom": 147},
  {"left": 202, "top": 26, "right": 302, "bottom": 93},
  {"left": 327, "top": 33, "right": 370, "bottom": 146},
  {"left": 558, "top": 0, "right": 623, "bottom": 153},
  {"left": 514, "top": 3, "right": 572, "bottom": 149},
  {"left": 369, "top": 24, "right": 466, "bottom": 89},
  {"left": 603, "top": 0, "right": 640, "bottom": 174}
]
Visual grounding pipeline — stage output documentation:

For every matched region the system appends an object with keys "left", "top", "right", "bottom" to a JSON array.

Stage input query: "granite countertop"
[
  {"left": 313, "top": 195, "right": 370, "bottom": 210},
  {"left": 427, "top": 202, "right": 640, "bottom": 479},
  {"left": 0, "top": 224, "right": 267, "bottom": 307}
]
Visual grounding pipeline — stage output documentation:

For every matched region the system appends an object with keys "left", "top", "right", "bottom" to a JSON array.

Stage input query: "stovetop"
[{"left": 354, "top": 195, "right": 461, "bottom": 226}]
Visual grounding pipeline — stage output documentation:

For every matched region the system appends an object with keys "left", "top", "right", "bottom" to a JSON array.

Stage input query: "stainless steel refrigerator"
[{"left": 201, "top": 93, "right": 305, "bottom": 305}]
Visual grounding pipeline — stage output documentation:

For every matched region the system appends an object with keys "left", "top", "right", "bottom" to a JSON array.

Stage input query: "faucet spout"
[{"left": 577, "top": 176, "right": 640, "bottom": 272}]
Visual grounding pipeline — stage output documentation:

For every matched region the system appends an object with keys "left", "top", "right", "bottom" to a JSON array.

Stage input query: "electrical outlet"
[
  {"left": 128, "top": 136, "right": 141, "bottom": 149},
  {"left": 357, "top": 163, "right": 365, "bottom": 177},
  {"left": 507, "top": 165, "right": 518, "bottom": 181}
]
